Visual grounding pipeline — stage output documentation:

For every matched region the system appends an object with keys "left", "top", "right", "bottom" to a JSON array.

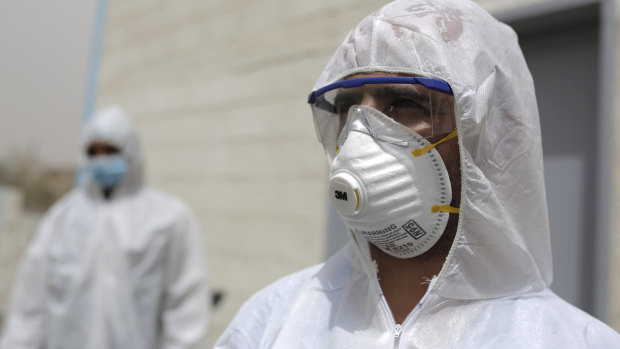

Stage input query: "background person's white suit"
[
  {"left": 0, "top": 107, "right": 210, "bottom": 349},
  {"left": 215, "top": 0, "right": 620, "bottom": 347}
]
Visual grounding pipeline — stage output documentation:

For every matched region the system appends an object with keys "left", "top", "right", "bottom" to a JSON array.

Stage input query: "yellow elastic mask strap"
[
  {"left": 412, "top": 130, "right": 458, "bottom": 157},
  {"left": 431, "top": 205, "right": 460, "bottom": 214}
]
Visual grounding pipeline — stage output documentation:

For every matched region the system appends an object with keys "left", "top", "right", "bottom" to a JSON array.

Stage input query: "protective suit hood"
[
  {"left": 314, "top": 0, "right": 552, "bottom": 300},
  {"left": 81, "top": 106, "right": 144, "bottom": 199}
]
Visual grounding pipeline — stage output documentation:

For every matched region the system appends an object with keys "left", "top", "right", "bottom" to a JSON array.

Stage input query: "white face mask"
[{"left": 328, "top": 105, "right": 455, "bottom": 258}]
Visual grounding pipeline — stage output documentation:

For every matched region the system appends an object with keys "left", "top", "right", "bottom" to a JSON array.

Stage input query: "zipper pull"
[{"left": 394, "top": 324, "right": 402, "bottom": 338}]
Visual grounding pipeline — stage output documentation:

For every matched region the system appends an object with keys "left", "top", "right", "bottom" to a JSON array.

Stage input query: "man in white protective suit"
[
  {"left": 215, "top": 0, "right": 620, "bottom": 348},
  {"left": 0, "top": 107, "right": 210, "bottom": 349}
]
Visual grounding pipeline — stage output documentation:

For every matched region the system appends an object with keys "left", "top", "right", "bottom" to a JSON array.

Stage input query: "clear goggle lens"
[{"left": 308, "top": 76, "right": 455, "bottom": 147}]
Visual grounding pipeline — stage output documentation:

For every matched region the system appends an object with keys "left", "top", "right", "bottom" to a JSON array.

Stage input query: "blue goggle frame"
[{"left": 307, "top": 76, "right": 453, "bottom": 104}]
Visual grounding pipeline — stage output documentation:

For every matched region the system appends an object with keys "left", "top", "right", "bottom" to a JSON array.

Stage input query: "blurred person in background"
[
  {"left": 0, "top": 107, "right": 210, "bottom": 349},
  {"left": 215, "top": 0, "right": 620, "bottom": 347}
]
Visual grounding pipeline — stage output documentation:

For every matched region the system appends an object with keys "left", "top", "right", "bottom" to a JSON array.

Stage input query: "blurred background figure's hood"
[{"left": 81, "top": 106, "right": 144, "bottom": 199}]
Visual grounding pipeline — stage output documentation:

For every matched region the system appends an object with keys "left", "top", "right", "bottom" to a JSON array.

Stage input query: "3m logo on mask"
[
  {"left": 402, "top": 219, "right": 427, "bottom": 240},
  {"left": 334, "top": 190, "right": 348, "bottom": 201}
]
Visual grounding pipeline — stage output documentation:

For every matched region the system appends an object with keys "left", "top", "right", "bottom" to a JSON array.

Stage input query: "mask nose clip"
[{"left": 344, "top": 106, "right": 410, "bottom": 147}]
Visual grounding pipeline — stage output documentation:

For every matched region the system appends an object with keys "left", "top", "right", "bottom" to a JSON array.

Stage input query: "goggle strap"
[{"left": 412, "top": 130, "right": 458, "bottom": 157}]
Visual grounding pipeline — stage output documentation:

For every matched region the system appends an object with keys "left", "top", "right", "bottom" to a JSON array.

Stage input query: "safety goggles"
[{"left": 308, "top": 76, "right": 455, "bottom": 147}]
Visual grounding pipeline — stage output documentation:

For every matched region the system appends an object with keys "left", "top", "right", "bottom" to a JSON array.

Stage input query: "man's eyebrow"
[
  {"left": 375, "top": 85, "right": 432, "bottom": 107},
  {"left": 377, "top": 85, "right": 429, "bottom": 99},
  {"left": 332, "top": 84, "right": 435, "bottom": 108}
]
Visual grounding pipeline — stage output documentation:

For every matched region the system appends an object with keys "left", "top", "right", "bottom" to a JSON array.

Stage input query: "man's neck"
[{"left": 369, "top": 244, "right": 445, "bottom": 324}]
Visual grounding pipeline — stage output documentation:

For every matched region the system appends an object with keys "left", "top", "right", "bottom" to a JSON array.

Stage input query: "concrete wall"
[{"left": 96, "top": 0, "right": 620, "bottom": 344}]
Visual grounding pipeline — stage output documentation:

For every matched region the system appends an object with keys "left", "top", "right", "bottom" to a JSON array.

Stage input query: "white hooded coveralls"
[
  {"left": 215, "top": 0, "right": 620, "bottom": 348},
  {"left": 0, "top": 107, "right": 210, "bottom": 349}
]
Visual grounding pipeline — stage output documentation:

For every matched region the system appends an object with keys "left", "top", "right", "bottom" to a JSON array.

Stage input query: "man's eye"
[
  {"left": 388, "top": 98, "right": 428, "bottom": 112},
  {"left": 385, "top": 98, "right": 433, "bottom": 131}
]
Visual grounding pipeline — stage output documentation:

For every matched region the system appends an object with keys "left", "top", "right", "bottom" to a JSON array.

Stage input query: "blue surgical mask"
[{"left": 88, "top": 155, "right": 129, "bottom": 189}]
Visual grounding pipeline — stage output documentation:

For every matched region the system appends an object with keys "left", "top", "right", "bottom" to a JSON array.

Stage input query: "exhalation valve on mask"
[{"left": 328, "top": 105, "right": 453, "bottom": 259}]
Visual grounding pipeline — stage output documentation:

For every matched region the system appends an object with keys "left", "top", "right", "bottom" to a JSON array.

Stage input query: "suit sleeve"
[
  {"left": 160, "top": 205, "right": 210, "bottom": 349},
  {"left": 0, "top": 217, "right": 52, "bottom": 349}
]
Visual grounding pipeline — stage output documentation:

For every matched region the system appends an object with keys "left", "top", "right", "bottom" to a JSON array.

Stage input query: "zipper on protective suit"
[{"left": 376, "top": 276, "right": 437, "bottom": 349}]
